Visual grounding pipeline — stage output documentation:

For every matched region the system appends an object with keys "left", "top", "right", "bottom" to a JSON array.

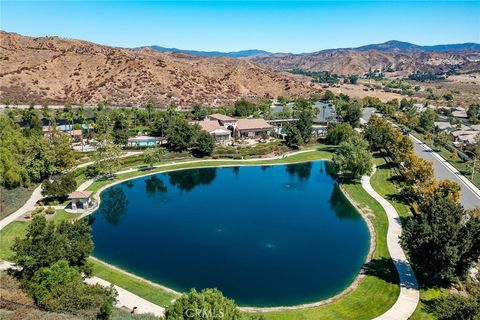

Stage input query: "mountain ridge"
[
  {"left": 0, "top": 31, "right": 318, "bottom": 106},
  {"left": 144, "top": 40, "right": 480, "bottom": 58}
]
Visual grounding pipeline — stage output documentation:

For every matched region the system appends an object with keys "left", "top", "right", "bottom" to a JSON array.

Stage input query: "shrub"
[
  {"left": 45, "top": 207, "right": 55, "bottom": 215},
  {"left": 32, "top": 207, "right": 44, "bottom": 216}
]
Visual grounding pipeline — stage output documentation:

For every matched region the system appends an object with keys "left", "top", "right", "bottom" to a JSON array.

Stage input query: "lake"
[{"left": 91, "top": 161, "right": 370, "bottom": 307}]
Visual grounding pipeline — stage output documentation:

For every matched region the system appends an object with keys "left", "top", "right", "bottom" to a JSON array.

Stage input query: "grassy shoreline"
[{"left": 0, "top": 145, "right": 403, "bottom": 319}]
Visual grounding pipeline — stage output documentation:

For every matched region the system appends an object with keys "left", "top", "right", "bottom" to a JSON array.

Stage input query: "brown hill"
[
  {"left": 250, "top": 49, "right": 480, "bottom": 76},
  {"left": 0, "top": 31, "right": 318, "bottom": 107}
]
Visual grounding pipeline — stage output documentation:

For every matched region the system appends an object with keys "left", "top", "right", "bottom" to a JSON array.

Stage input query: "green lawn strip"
[
  {"left": 369, "top": 157, "right": 449, "bottom": 320},
  {"left": 370, "top": 156, "right": 412, "bottom": 219},
  {"left": 90, "top": 260, "right": 177, "bottom": 307},
  {"left": 0, "top": 210, "right": 81, "bottom": 261},
  {"left": 0, "top": 221, "right": 28, "bottom": 260},
  {"left": 261, "top": 182, "right": 399, "bottom": 320}
]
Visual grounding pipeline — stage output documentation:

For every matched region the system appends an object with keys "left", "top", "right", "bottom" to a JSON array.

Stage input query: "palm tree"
[
  {"left": 146, "top": 100, "right": 155, "bottom": 125},
  {"left": 77, "top": 104, "right": 87, "bottom": 151},
  {"left": 41, "top": 104, "right": 51, "bottom": 139}
]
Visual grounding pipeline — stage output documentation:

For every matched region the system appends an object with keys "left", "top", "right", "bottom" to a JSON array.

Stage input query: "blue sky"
[{"left": 1, "top": 1, "right": 479, "bottom": 53}]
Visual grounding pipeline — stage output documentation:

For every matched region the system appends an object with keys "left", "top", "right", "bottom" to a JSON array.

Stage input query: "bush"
[
  {"left": 165, "top": 288, "right": 243, "bottom": 320},
  {"left": 32, "top": 207, "right": 44, "bottom": 216},
  {"left": 41, "top": 173, "right": 77, "bottom": 200},
  {"left": 435, "top": 292, "right": 480, "bottom": 320},
  {"left": 45, "top": 207, "right": 55, "bottom": 215},
  {"left": 28, "top": 260, "right": 117, "bottom": 318}
]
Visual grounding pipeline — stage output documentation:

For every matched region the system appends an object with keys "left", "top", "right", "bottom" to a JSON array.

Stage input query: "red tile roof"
[
  {"left": 236, "top": 118, "right": 272, "bottom": 131},
  {"left": 209, "top": 113, "right": 237, "bottom": 122},
  {"left": 68, "top": 191, "right": 93, "bottom": 199}
]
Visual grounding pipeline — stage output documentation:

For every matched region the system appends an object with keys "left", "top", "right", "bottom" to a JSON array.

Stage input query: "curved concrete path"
[{"left": 361, "top": 173, "right": 420, "bottom": 320}]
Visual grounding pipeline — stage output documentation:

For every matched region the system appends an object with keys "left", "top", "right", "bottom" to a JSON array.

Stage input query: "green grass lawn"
[
  {"left": 369, "top": 156, "right": 447, "bottom": 320},
  {"left": 0, "top": 221, "right": 28, "bottom": 260},
  {"left": 91, "top": 260, "right": 178, "bottom": 307},
  {"left": 370, "top": 156, "right": 412, "bottom": 219},
  {"left": 0, "top": 210, "right": 81, "bottom": 261}
]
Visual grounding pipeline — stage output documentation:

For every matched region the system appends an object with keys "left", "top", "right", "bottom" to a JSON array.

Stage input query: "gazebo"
[{"left": 68, "top": 191, "right": 93, "bottom": 210}]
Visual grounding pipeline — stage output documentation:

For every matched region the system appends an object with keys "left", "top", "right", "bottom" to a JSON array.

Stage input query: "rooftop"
[
  {"left": 193, "top": 120, "right": 225, "bottom": 133},
  {"left": 68, "top": 190, "right": 93, "bottom": 199},
  {"left": 236, "top": 118, "right": 272, "bottom": 131},
  {"left": 208, "top": 113, "right": 237, "bottom": 122}
]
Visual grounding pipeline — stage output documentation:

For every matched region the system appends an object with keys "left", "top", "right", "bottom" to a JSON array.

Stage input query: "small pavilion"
[{"left": 68, "top": 191, "right": 93, "bottom": 210}]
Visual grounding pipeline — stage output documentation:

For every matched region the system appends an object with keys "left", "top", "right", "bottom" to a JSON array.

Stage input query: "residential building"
[
  {"left": 194, "top": 119, "right": 232, "bottom": 143},
  {"left": 236, "top": 118, "right": 273, "bottom": 138},
  {"left": 207, "top": 113, "right": 237, "bottom": 129},
  {"left": 127, "top": 135, "right": 165, "bottom": 148},
  {"left": 434, "top": 121, "right": 453, "bottom": 133},
  {"left": 451, "top": 124, "right": 480, "bottom": 147},
  {"left": 451, "top": 107, "right": 469, "bottom": 121}
]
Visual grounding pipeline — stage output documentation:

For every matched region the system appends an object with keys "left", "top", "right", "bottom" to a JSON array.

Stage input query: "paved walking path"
[
  {"left": 361, "top": 172, "right": 420, "bottom": 320},
  {"left": 0, "top": 185, "right": 43, "bottom": 230},
  {"left": 85, "top": 277, "right": 166, "bottom": 317}
]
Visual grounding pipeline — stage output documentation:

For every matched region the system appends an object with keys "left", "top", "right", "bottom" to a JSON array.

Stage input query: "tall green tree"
[
  {"left": 401, "top": 196, "right": 480, "bottom": 281},
  {"left": 326, "top": 123, "right": 354, "bottom": 145},
  {"left": 419, "top": 109, "right": 437, "bottom": 132},
  {"left": 12, "top": 215, "right": 94, "bottom": 279},
  {"left": 167, "top": 118, "right": 195, "bottom": 151},
  {"left": 94, "top": 137, "right": 122, "bottom": 176},
  {"left": 332, "top": 134, "right": 373, "bottom": 180},
  {"left": 194, "top": 130, "right": 215, "bottom": 156},
  {"left": 284, "top": 124, "right": 303, "bottom": 149}
]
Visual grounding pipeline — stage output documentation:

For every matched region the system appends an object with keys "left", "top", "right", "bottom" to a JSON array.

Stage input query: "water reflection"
[
  {"left": 261, "top": 165, "right": 271, "bottom": 172},
  {"left": 329, "top": 185, "right": 360, "bottom": 219},
  {"left": 99, "top": 187, "right": 128, "bottom": 225},
  {"left": 145, "top": 175, "right": 167, "bottom": 195},
  {"left": 324, "top": 161, "right": 338, "bottom": 179},
  {"left": 168, "top": 168, "right": 217, "bottom": 192},
  {"left": 286, "top": 162, "right": 312, "bottom": 180},
  {"left": 231, "top": 166, "right": 240, "bottom": 175}
]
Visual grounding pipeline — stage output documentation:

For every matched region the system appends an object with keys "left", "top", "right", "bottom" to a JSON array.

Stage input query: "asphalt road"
[{"left": 410, "top": 135, "right": 480, "bottom": 209}]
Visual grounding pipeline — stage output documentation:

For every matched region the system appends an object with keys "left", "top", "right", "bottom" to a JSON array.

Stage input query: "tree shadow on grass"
[{"left": 363, "top": 257, "right": 400, "bottom": 286}]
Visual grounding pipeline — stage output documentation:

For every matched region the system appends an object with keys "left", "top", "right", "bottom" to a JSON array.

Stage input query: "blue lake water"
[{"left": 91, "top": 161, "right": 370, "bottom": 307}]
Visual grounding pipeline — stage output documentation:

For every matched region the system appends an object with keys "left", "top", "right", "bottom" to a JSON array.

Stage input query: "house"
[
  {"left": 207, "top": 113, "right": 237, "bottom": 129},
  {"left": 451, "top": 124, "right": 480, "bottom": 147},
  {"left": 360, "top": 107, "right": 376, "bottom": 126},
  {"left": 451, "top": 107, "right": 469, "bottom": 121},
  {"left": 434, "top": 122, "right": 453, "bottom": 133},
  {"left": 127, "top": 135, "right": 165, "bottom": 148},
  {"left": 67, "top": 129, "right": 83, "bottom": 142},
  {"left": 68, "top": 191, "right": 93, "bottom": 210},
  {"left": 194, "top": 120, "right": 232, "bottom": 144},
  {"left": 236, "top": 118, "right": 273, "bottom": 138}
]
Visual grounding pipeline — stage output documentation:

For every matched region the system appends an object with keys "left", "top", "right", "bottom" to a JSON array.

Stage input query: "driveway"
[{"left": 409, "top": 134, "right": 480, "bottom": 209}]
